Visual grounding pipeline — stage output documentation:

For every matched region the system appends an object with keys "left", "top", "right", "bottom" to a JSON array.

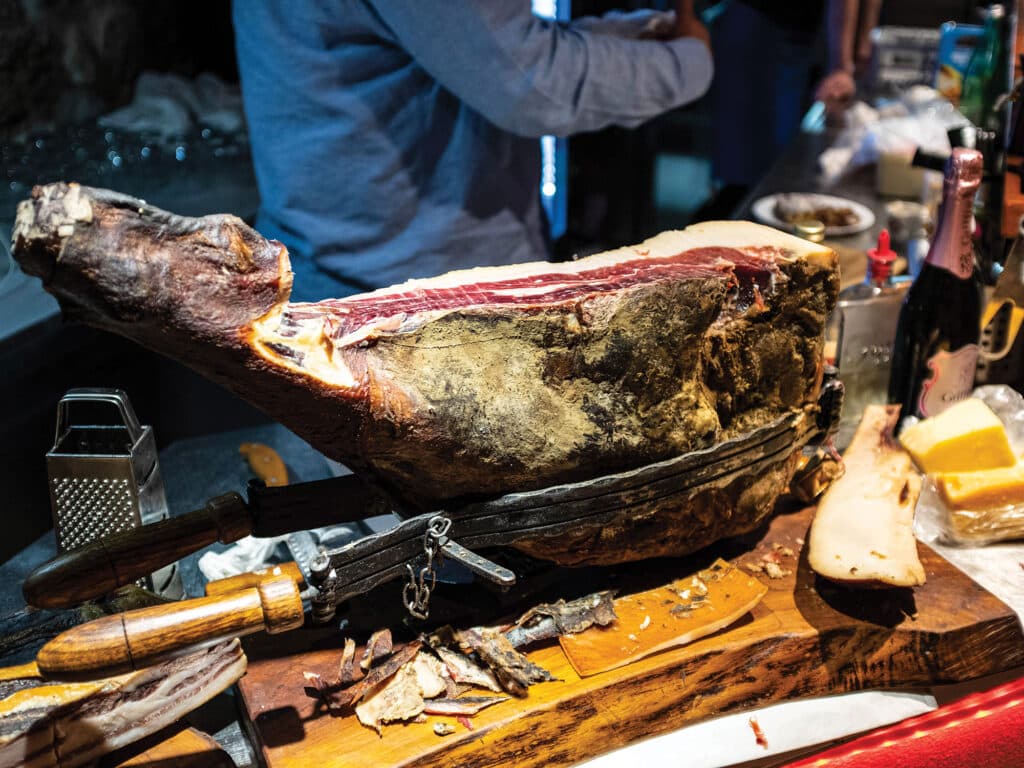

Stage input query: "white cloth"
[{"left": 99, "top": 71, "right": 244, "bottom": 138}]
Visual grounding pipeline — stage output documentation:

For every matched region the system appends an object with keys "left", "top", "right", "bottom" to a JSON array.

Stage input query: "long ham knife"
[
  {"left": 26, "top": 402, "right": 838, "bottom": 680},
  {"left": 23, "top": 473, "right": 388, "bottom": 610}
]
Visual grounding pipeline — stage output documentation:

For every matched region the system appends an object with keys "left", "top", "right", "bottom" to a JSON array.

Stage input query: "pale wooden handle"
[
  {"left": 204, "top": 562, "right": 306, "bottom": 596},
  {"left": 23, "top": 493, "right": 253, "bottom": 610},
  {"left": 36, "top": 576, "right": 303, "bottom": 679}
]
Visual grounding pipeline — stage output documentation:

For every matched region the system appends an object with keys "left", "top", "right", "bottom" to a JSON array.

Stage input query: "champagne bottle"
[{"left": 888, "top": 148, "right": 984, "bottom": 421}]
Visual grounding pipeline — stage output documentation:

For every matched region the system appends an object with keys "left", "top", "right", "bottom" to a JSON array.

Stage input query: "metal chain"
[{"left": 402, "top": 514, "right": 451, "bottom": 620}]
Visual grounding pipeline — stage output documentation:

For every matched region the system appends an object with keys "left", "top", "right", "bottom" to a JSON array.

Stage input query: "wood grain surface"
[
  {"left": 205, "top": 562, "right": 306, "bottom": 596},
  {"left": 236, "top": 505, "right": 1024, "bottom": 768},
  {"left": 108, "top": 726, "right": 234, "bottom": 768},
  {"left": 23, "top": 492, "right": 253, "bottom": 609},
  {"left": 37, "top": 576, "right": 303, "bottom": 678}
]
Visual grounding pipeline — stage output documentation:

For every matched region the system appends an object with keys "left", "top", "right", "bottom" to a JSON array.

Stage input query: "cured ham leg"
[{"left": 14, "top": 183, "right": 838, "bottom": 564}]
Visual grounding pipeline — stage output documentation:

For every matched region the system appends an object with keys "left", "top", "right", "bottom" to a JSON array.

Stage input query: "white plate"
[{"left": 751, "top": 193, "right": 875, "bottom": 237}]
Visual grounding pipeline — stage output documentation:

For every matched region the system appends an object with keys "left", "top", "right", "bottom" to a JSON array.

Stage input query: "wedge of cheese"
[
  {"left": 899, "top": 398, "right": 1017, "bottom": 474},
  {"left": 935, "top": 461, "right": 1024, "bottom": 509}
]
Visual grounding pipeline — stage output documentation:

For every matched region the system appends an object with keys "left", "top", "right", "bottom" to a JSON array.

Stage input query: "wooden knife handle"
[
  {"left": 23, "top": 493, "right": 254, "bottom": 610},
  {"left": 36, "top": 575, "right": 303, "bottom": 679},
  {"left": 204, "top": 562, "right": 306, "bottom": 596}
]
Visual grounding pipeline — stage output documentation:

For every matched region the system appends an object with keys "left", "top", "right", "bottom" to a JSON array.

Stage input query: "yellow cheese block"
[
  {"left": 936, "top": 460, "right": 1024, "bottom": 509},
  {"left": 898, "top": 398, "right": 1017, "bottom": 474}
]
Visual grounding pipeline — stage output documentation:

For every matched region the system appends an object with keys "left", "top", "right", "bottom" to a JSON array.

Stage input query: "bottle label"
[{"left": 918, "top": 344, "right": 979, "bottom": 417}]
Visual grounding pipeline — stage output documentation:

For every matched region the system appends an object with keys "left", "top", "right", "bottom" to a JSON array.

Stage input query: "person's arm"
[
  {"left": 815, "top": 0, "right": 861, "bottom": 115},
  {"left": 366, "top": 0, "right": 713, "bottom": 138},
  {"left": 675, "top": 0, "right": 711, "bottom": 50},
  {"left": 854, "top": 0, "right": 883, "bottom": 74}
]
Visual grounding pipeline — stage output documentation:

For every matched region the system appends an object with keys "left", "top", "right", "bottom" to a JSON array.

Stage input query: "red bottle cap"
[{"left": 867, "top": 229, "right": 896, "bottom": 281}]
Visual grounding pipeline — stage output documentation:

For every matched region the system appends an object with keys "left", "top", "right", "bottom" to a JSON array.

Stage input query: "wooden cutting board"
[
  {"left": 105, "top": 727, "right": 234, "bottom": 767},
  {"left": 236, "top": 505, "right": 1024, "bottom": 768}
]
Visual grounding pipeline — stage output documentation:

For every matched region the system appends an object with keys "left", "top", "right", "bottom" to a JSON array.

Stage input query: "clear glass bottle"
[{"left": 827, "top": 229, "right": 910, "bottom": 448}]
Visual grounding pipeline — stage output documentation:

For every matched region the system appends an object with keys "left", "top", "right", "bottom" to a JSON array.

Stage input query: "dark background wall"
[{"left": 0, "top": 0, "right": 236, "bottom": 139}]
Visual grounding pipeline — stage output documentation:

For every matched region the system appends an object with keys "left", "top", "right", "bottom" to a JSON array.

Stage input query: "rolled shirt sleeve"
[{"left": 366, "top": 0, "right": 713, "bottom": 138}]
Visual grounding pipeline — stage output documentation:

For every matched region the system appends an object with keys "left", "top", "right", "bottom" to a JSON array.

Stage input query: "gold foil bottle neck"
[{"left": 794, "top": 219, "right": 826, "bottom": 243}]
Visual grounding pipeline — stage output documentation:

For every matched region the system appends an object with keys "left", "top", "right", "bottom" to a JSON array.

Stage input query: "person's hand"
[
  {"left": 815, "top": 70, "right": 856, "bottom": 117},
  {"left": 675, "top": 0, "right": 710, "bottom": 49}
]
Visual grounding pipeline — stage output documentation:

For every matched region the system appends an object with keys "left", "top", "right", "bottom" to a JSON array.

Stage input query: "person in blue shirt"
[{"left": 233, "top": 1, "right": 713, "bottom": 301}]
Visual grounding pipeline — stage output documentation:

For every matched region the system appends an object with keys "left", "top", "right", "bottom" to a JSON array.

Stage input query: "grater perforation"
[
  {"left": 45, "top": 388, "right": 184, "bottom": 600},
  {"left": 50, "top": 476, "right": 137, "bottom": 552}
]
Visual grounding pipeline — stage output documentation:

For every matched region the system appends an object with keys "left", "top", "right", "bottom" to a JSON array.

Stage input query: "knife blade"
[
  {"left": 23, "top": 473, "right": 387, "bottom": 610},
  {"left": 24, "top": 404, "right": 832, "bottom": 678}
]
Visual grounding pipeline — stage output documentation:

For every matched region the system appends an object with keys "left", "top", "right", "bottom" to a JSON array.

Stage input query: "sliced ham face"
[
  {"left": 13, "top": 184, "right": 838, "bottom": 565},
  {"left": 252, "top": 245, "right": 775, "bottom": 390}
]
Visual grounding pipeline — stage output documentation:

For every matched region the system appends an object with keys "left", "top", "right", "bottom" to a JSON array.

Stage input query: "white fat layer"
[
  {"left": 0, "top": 641, "right": 246, "bottom": 768},
  {"left": 411, "top": 653, "right": 447, "bottom": 699},
  {"left": 808, "top": 406, "right": 926, "bottom": 586},
  {"left": 355, "top": 651, "right": 456, "bottom": 733},
  {"left": 340, "top": 221, "right": 828, "bottom": 299}
]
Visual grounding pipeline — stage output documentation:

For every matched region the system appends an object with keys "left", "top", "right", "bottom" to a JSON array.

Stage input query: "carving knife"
[
  {"left": 24, "top": 405, "right": 838, "bottom": 679},
  {"left": 25, "top": 382, "right": 841, "bottom": 617},
  {"left": 23, "top": 473, "right": 388, "bottom": 610}
]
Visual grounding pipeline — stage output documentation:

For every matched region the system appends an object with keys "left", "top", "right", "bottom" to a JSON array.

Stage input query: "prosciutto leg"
[{"left": 13, "top": 183, "right": 838, "bottom": 564}]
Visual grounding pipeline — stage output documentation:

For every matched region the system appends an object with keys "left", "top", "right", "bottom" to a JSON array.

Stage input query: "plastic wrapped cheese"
[
  {"left": 915, "top": 386, "right": 1024, "bottom": 546},
  {"left": 899, "top": 397, "right": 1016, "bottom": 474},
  {"left": 935, "top": 461, "right": 1024, "bottom": 509}
]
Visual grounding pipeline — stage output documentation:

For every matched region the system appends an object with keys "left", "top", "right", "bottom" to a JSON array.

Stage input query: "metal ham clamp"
[{"left": 24, "top": 383, "right": 841, "bottom": 680}]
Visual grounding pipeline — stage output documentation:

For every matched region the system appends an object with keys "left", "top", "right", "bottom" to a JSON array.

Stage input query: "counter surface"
[{"left": 2, "top": 128, "right": 1022, "bottom": 767}]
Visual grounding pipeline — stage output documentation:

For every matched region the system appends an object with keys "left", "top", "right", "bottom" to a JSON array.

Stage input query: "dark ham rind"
[
  {"left": 338, "top": 637, "right": 362, "bottom": 685},
  {"left": 12, "top": 183, "right": 370, "bottom": 491},
  {"left": 359, "top": 629, "right": 393, "bottom": 672},
  {"left": 340, "top": 641, "right": 422, "bottom": 708},
  {"left": 13, "top": 184, "right": 838, "bottom": 566}
]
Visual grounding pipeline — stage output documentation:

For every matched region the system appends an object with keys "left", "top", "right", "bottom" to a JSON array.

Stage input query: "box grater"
[{"left": 46, "top": 388, "right": 184, "bottom": 600}]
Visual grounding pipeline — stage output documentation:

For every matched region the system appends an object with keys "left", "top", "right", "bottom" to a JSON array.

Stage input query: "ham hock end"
[{"left": 13, "top": 183, "right": 838, "bottom": 565}]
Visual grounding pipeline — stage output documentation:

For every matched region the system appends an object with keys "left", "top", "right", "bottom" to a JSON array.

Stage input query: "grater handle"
[
  {"left": 55, "top": 388, "right": 145, "bottom": 445},
  {"left": 36, "top": 575, "right": 304, "bottom": 679},
  {"left": 23, "top": 493, "right": 253, "bottom": 609}
]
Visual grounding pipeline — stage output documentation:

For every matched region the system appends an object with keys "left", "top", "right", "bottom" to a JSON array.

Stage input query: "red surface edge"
[{"left": 782, "top": 676, "right": 1024, "bottom": 768}]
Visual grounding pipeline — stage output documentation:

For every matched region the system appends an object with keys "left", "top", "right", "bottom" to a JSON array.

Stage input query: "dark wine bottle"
[{"left": 888, "top": 147, "right": 984, "bottom": 420}]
